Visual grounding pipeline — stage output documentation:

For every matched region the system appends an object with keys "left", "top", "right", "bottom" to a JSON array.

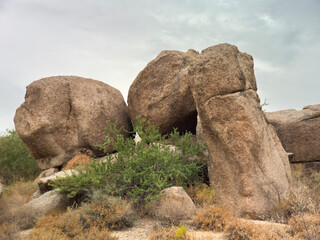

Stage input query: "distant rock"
[
  {"left": 266, "top": 104, "right": 320, "bottom": 163},
  {"left": 149, "top": 186, "right": 196, "bottom": 222},
  {"left": 128, "top": 50, "right": 198, "bottom": 134},
  {"left": 14, "top": 76, "right": 133, "bottom": 170}
]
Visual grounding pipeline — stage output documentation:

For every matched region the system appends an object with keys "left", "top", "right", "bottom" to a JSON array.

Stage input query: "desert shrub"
[
  {"left": 149, "top": 224, "right": 190, "bottom": 240},
  {"left": 288, "top": 213, "right": 320, "bottom": 240},
  {"left": 187, "top": 184, "right": 215, "bottom": 206},
  {"left": 26, "top": 207, "right": 117, "bottom": 240},
  {"left": 52, "top": 117, "right": 206, "bottom": 205},
  {"left": 227, "top": 220, "right": 271, "bottom": 240},
  {"left": 193, "top": 205, "right": 231, "bottom": 232},
  {"left": 76, "top": 190, "right": 134, "bottom": 230},
  {"left": 0, "top": 129, "right": 40, "bottom": 184}
]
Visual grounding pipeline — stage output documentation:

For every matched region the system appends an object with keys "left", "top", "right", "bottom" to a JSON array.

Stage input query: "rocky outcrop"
[
  {"left": 129, "top": 43, "right": 291, "bottom": 217},
  {"left": 14, "top": 76, "right": 133, "bottom": 170},
  {"left": 128, "top": 50, "right": 198, "bottom": 134},
  {"left": 189, "top": 44, "right": 291, "bottom": 217},
  {"left": 266, "top": 105, "right": 320, "bottom": 164},
  {"left": 150, "top": 186, "right": 196, "bottom": 222}
]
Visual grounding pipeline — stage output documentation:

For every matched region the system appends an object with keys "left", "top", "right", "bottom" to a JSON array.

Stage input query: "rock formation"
[
  {"left": 188, "top": 44, "right": 291, "bottom": 216},
  {"left": 128, "top": 43, "right": 291, "bottom": 217},
  {"left": 266, "top": 105, "right": 320, "bottom": 164},
  {"left": 14, "top": 76, "right": 133, "bottom": 170}
]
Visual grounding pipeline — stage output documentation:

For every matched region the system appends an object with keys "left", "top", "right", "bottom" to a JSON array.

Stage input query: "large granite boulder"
[
  {"left": 266, "top": 105, "right": 320, "bottom": 164},
  {"left": 189, "top": 44, "right": 291, "bottom": 217},
  {"left": 14, "top": 76, "right": 132, "bottom": 170},
  {"left": 128, "top": 50, "right": 198, "bottom": 134}
]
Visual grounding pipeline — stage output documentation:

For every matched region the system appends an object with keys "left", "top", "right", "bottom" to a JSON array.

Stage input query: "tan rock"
[
  {"left": 266, "top": 104, "right": 320, "bottom": 163},
  {"left": 128, "top": 50, "right": 198, "bottom": 134},
  {"left": 33, "top": 167, "right": 59, "bottom": 184},
  {"left": 14, "top": 76, "right": 133, "bottom": 170},
  {"left": 38, "top": 169, "right": 78, "bottom": 193},
  {"left": 188, "top": 44, "right": 291, "bottom": 217},
  {"left": 150, "top": 186, "right": 196, "bottom": 222},
  {"left": 23, "top": 190, "right": 63, "bottom": 217}
]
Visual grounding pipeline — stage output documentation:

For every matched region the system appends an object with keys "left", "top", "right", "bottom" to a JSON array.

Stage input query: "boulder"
[
  {"left": 149, "top": 186, "right": 196, "bottom": 222},
  {"left": 188, "top": 44, "right": 291, "bottom": 216},
  {"left": 14, "top": 76, "right": 133, "bottom": 170},
  {"left": 128, "top": 50, "right": 198, "bottom": 134},
  {"left": 23, "top": 190, "right": 64, "bottom": 218},
  {"left": 265, "top": 105, "right": 320, "bottom": 163}
]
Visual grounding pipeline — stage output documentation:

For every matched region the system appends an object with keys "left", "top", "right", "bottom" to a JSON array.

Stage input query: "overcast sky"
[{"left": 0, "top": 0, "right": 319, "bottom": 132}]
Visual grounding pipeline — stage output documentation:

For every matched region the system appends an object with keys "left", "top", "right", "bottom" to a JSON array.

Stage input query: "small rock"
[
  {"left": 38, "top": 169, "right": 78, "bottom": 193},
  {"left": 150, "top": 186, "right": 196, "bottom": 222}
]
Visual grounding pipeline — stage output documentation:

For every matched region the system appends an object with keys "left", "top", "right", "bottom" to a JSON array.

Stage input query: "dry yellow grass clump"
[{"left": 62, "top": 154, "right": 93, "bottom": 170}]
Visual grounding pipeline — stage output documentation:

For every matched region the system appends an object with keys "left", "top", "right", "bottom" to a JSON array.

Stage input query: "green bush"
[
  {"left": 52, "top": 118, "right": 206, "bottom": 205},
  {"left": 0, "top": 129, "right": 40, "bottom": 184}
]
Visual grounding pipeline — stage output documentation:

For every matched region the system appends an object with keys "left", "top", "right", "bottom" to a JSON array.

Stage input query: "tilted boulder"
[
  {"left": 14, "top": 76, "right": 133, "bottom": 170},
  {"left": 189, "top": 44, "right": 291, "bottom": 216},
  {"left": 265, "top": 105, "right": 320, "bottom": 163},
  {"left": 128, "top": 50, "right": 198, "bottom": 134}
]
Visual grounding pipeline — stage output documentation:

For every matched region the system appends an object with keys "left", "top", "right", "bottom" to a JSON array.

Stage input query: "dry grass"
[
  {"left": 193, "top": 205, "right": 231, "bottom": 232},
  {"left": 25, "top": 191, "right": 134, "bottom": 240},
  {"left": 187, "top": 184, "right": 215, "bottom": 207},
  {"left": 0, "top": 181, "right": 39, "bottom": 239},
  {"left": 62, "top": 154, "right": 93, "bottom": 170},
  {"left": 268, "top": 168, "right": 320, "bottom": 224},
  {"left": 149, "top": 224, "right": 191, "bottom": 240},
  {"left": 288, "top": 213, "right": 320, "bottom": 240},
  {"left": 25, "top": 208, "right": 117, "bottom": 240}
]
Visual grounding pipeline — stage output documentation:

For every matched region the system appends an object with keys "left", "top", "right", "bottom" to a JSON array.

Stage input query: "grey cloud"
[{"left": 0, "top": 0, "right": 319, "bottom": 131}]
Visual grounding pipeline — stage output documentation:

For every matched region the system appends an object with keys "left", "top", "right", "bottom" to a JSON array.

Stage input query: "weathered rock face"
[
  {"left": 14, "top": 76, "right": 133, "bottom": 170},
  {"left": 149, "top": 186, "right": 196, "bottom": 222},
  {"left": 266, "top": 105, "right": 320, "bottom": 163},
  {"left": 189, "top": 44, "right": 291, "bottom": 216},
  {"left": 128, "top": 50, "right": 198, "bottom": 134}
]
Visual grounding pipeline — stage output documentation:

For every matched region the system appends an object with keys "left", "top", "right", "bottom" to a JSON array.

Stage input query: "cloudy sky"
[{"left": 0, "top": 0, "right": 319, "bottom": 132}]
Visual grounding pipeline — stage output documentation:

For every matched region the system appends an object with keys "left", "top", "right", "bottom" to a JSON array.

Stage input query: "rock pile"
[
  {"left": 14, "top": 43, "right": 295, "bottom": 217},
  {"left": 128, "top": 43, "right": 291, "bottom": 216}
]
